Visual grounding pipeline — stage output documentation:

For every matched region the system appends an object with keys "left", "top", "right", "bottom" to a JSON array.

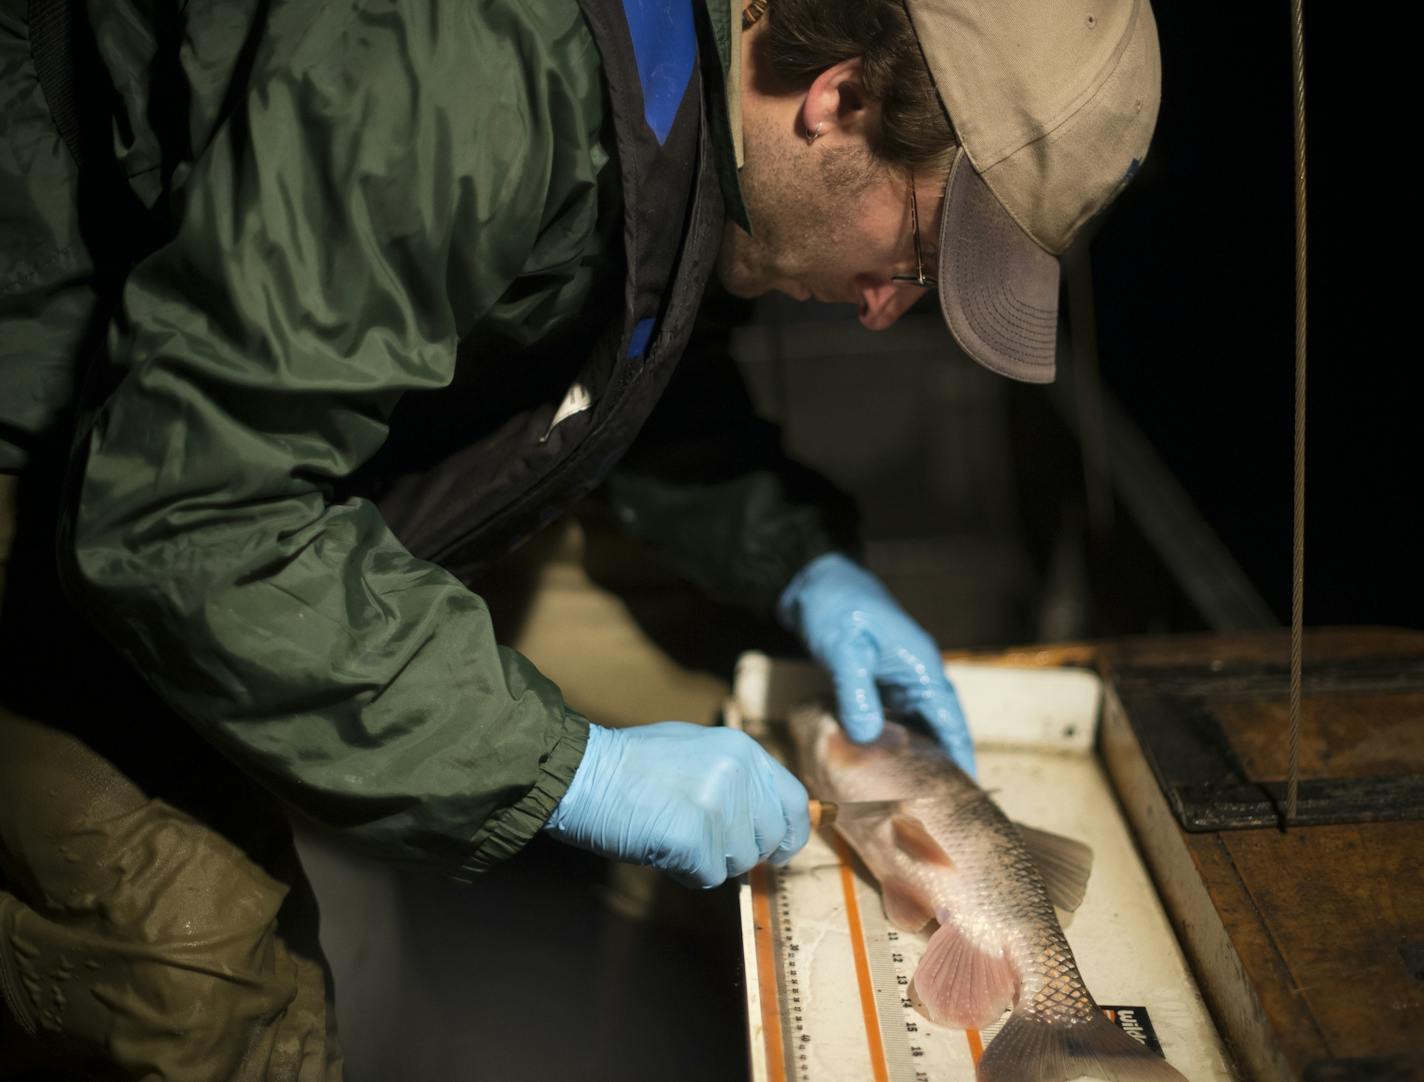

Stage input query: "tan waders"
[{"left": 0, "top": 475, "right": 343, "bottom": 1080}]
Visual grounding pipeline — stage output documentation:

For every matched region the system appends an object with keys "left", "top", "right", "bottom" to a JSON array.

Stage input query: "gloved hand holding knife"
[{"left": 543, "top": 722, "right": 811, "bottom": 888}]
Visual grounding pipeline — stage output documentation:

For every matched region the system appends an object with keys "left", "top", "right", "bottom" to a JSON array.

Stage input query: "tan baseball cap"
[{"left": 904, "top": 0, "right": 1162, "bottom": 382}]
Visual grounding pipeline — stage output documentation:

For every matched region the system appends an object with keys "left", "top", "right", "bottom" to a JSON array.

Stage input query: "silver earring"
[{"left": 806, "top": 122, "right": 823, "bottom": 146}]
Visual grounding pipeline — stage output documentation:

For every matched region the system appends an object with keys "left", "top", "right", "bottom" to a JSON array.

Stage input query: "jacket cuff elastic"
[{"left": 457, "top": 708, "right": 591, "bottom": 878}]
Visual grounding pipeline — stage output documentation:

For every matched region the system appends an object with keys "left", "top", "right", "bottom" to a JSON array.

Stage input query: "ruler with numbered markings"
[{"left": 743, "top": 827, "right": 982, "bottom": 1082}]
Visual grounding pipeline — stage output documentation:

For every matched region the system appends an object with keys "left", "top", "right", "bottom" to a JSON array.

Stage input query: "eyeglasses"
[{"left": 890, "top": 169, "right": 939, "bottom": 290}]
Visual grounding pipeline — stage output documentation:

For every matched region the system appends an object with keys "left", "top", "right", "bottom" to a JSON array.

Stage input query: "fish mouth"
[
  {"left": 785, "top": 704, "right": 834, "bottom": 749},
  {"left": 785, "top": 705, "right": 839, "bottom": 783}
]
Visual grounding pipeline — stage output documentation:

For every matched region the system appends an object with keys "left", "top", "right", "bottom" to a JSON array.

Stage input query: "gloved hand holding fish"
[
  {"left": 789, "top": 706, "right": 1189, "bottom": 1082},
  {"left": 778, "top": 553, "right": 977, "bottom": 776}
]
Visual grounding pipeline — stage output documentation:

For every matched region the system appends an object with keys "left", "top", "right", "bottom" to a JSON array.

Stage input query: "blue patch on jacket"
[
  {"left": 621, "top": 0, "right": 696, "bottom": 144},
  {"left": 628, "top": 316, "right": 656, "bottom": 358}
]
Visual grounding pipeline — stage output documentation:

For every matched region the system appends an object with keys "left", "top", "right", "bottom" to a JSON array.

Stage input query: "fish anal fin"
[
  {"left": 881, "top": 877, "right": 934, "bottom": 933},
  {"left": 891, "top": 815, "right": 954, "bottom": 868},
  {"left": 1014, "top": 821, "right": 1093, "bottom": 913},
  {"left": 977, "top": 1008, "right": 1188, "bottom": 1082},
  {"left": 910, "top": 920, "right": 1015, "bottom": 1029}
]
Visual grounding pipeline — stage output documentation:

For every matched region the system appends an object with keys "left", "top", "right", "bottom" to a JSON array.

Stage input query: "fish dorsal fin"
[
  {"left": 891, "top": 815, "right": 954, "bottom": 868},
  {"left": 881, "top": 877, "right": 935, "bottom": 933},
  {"left": 1014, "top": 822, "right": 1093, "bottom": 912}
]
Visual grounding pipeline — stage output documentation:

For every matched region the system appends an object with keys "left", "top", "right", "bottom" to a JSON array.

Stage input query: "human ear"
[{"left": 801, "top": 57, "right": 874, "bottom": 143}]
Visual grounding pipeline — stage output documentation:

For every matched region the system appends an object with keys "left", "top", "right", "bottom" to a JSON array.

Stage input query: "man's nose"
[{"left": 855, "top": 278, "right": 926, "bottom": 331}]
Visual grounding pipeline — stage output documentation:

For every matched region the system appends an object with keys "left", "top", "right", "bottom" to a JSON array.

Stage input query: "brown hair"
[{"left": 762, "top": 0, "right": 957, "bottom": 177}]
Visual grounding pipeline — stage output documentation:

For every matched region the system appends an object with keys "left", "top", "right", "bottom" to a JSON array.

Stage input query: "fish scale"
[
  {"left": 928, "top": 799, "right": 1098, "bottom": 1035},
  {"left": 947, "top": 805, "right": 1098, "bottom": 1026}
]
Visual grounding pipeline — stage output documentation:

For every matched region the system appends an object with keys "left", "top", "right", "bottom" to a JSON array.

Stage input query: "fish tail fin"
[{"left": 977, "top": 1007, "right": 1188, "bottom": 1082}]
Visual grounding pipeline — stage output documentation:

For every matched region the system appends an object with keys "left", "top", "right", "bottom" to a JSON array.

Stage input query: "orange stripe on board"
[
  {"left": 966, "top": 1027, "right": 984, "bottom": 1064},
  {"left": 750, "top": 866, "right": 789, "bottom": 1082},
  {"left": 832, "top": 835, "right": 891, "bottom": 1082}
]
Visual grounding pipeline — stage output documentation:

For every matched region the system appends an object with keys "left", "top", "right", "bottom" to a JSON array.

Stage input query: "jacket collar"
[{"left": 701, "top": 0, "right": 753, "bottom": 232}]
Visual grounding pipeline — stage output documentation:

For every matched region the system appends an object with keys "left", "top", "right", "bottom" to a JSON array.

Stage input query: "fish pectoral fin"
[
  {"left": 890, "top": 814, "right": 954, "bottom": 868},
  {"left": 1014, "top": 821, "right": 1093, "bottom": 913},
  {"left": 881, "top": 877, "right": 935, "bottom": 933},
  {"left": 909, "top": 919, "right": 1015, "bottom": 1029}
]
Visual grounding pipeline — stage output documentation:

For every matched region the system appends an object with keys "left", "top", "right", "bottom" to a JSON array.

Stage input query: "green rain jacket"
[{"left": 0, "top": 0, "right": 854, "bottom": 876}]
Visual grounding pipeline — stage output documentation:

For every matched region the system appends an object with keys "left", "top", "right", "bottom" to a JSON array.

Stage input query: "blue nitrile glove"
[
  {"left": 777, "top": 552, "right": 976, "bottom": 776},
  {"left": 543, "top": 722, "right": 811, "bottom": 889}
]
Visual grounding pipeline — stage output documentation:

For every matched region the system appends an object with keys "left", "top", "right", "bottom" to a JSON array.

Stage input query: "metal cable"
[{"left": 1287, "top": 0, "right": 1308, "bottom": 823}]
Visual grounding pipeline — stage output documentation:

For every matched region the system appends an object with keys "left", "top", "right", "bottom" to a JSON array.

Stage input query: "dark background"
[
  {"left": 736, "top": 1, "right": 1416, "bottom": 651},
  {"left": 1086, "top": 1, "right": 1415, "bottom": 630}
]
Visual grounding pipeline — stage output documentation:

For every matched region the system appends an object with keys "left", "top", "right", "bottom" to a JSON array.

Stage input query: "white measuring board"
[
  {"left": 744, "top": 821, "right": 971, "bottom": 1082},
  {"left": 732, "top": 653, "right": 1237, "bottom": 1082}
]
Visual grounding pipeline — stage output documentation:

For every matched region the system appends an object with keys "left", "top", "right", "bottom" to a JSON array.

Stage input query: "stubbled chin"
[
  {"left": 717, "top": 267, "right": 762, "bottom": 300},
  {"left": 716, "top": 223, "right": 770, "bottom": 299}
]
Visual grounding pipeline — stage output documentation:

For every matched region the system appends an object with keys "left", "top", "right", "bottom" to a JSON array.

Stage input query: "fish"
[{"left": 789, "top": 705, "right": 1188, "bottom": 1082}]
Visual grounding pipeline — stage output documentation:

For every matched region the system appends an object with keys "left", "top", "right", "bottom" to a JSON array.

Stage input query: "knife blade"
[{"left": 807, "top": 798, "right": 909, "bottom": 829}]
